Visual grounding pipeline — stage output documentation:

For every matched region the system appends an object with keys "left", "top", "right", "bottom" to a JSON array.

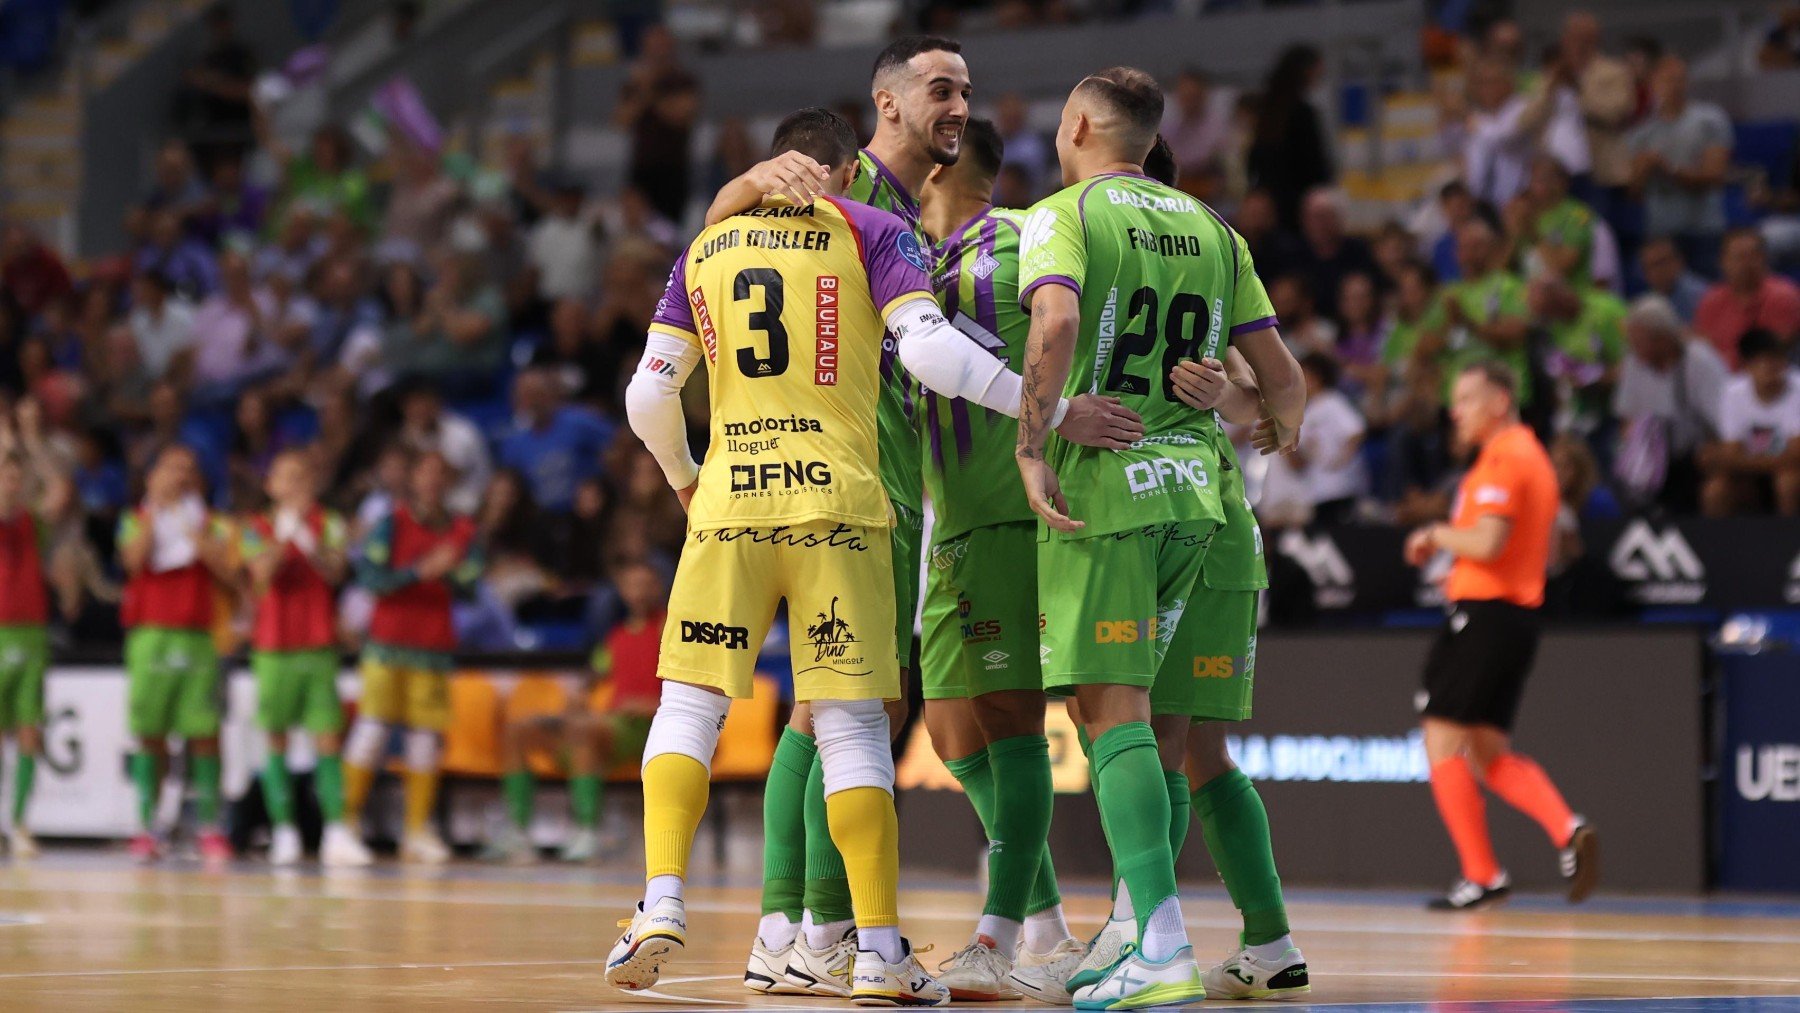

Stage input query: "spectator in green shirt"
[
  {"left": 1421, "top": 217, "right": 1534, "bottom": 404},
  {"left": 1524, "top": 155, "right": 1599, "bottom": 284},
  {"left": 1529, "top": 272, "right": 1627, "bottom": 430}
]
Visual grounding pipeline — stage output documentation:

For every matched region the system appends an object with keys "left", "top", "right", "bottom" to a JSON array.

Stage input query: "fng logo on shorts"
[
  {"left": 680, "top": 621, "right": 750, "bottom": 649},
  {"left": 1125, "top": 458, "right": 1209, "bottom": 497},
  {"left": 1095, "top": 618, "right": 1158, "bottom": 644}
]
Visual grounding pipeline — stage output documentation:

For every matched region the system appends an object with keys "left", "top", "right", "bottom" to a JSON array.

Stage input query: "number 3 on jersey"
[{"left": 735, "top": 268, "right": 789, "bottom": 378}]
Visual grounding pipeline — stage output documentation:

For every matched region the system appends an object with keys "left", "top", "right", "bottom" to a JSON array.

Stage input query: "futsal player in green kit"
[
  {"left": 1014, "top": 70, "right": 1306, "bottom": 1010},
  {"left": 914, "top": 119, "right": 1143, "bottom": 1000}
]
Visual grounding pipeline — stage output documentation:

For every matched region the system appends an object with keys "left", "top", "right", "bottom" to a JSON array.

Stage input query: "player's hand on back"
[
  {"left": 1169, "top": 358, "right": 1229, "bottom": 411},
  {"left": 746, "top": 152, "right": 831, "bottom": 207},
  {"left": 674, "top": 481, "right": 697, "bottom": 513},
  {"left": 1055, "top": 394, "right": 1144, "bottom": 450},
  {"left": 1016, "top": 455, "right": 1083, "bottom": 533}
]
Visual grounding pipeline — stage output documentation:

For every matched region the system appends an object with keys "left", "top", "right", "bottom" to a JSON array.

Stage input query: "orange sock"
[
  {"left": 1484, "top": 753, "right": 1574, "bottom": 847},
  {"left": 1429, "top": 758, "right": 1499, "bottom": 885}
]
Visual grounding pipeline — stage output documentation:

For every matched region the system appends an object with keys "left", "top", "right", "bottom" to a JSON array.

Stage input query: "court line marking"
[
  {"left": 0, "top": 958, "right": 599, "bottom": 980},
  {"left": 8, "top": 874, "right": 1800, "bottom": 949}
]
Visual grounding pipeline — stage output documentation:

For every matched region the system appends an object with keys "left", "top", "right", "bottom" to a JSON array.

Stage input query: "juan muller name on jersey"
[{"left": 697, "top": 228, "right": 832, "bottom": 262}]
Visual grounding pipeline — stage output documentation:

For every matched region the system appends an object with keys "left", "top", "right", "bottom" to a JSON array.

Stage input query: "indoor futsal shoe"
[
  {"left": 605, "top": 896, "right": 687, "bottom": 991},
  {"left": 1562, "top": 817, "right": 1600, "bottom": 903},
  {"left": 1201, "top": 944, "right": 1312, "bottom": 1000},
  {"left": 1006, "top": 937, "right": 1086, "bottom": 1004},
  {"left": 935, "top": 935, "right": 1017, "bottom": 1001},
  {"left": 850, "top": 938, "right": 950, "bottom": 1007},
  {"left": 1069, "top": 943, "right": 1205, "bottom": 1011},
  {"left": 744, "top": 937, "right": 808, "bottom": 994},
  {"left": 785, "top": 926, "right": 858, "bottom": 997},
  {"left": 1428, "top": 871, "right": 1512, "bottom": 910},
  {"left": 400, "top": 828, "right": 451, "bottom": 864},
  {"left": 1065, "top": 911, "right": 1134, "bottom": 994},
  {"left": 7, "top": 827, "right": 38, "bottom": 860},
  {"left": 269, "top": 824, "right": 302, "bottom": 866},
  {"left": 320, "top": 823, "right": 374, "bottom": 867}
]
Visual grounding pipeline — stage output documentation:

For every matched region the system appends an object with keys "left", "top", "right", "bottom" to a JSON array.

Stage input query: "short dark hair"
[
  {"left": 872, "top": 35, "right": 962, "bottom": 85},
  {"left": 1299, "top": 351, "right": 1340, "bottom": 389},
  {"left": 1724, "top": 227, "right": 1767, "bottom": 256},
  {"left": 1438, "top": 179, "right": 1471, "bottom": 202},
  {"left": 958, "top": 118, "right": 1005, "bottom": 180},
  {"left": 770, "top": 107, "right": 861, "bottom": 171},
  {"left": 1459, "top": 359, "right": 1519, "bottom": 401},
  {"left": 1076, "top": 67, "right": 1164, "bottom": 154},
  {"left": 1144, "top": 134, "right": 1177, "bottom": 185},
  {"left": 1738, "top": 327, "right": 1784, "bottom": 363}
]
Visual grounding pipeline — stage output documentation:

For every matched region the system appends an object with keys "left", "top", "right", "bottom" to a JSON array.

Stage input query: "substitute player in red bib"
[
  {"left": 1404, "top": 361, "right": 1600, "bottom": 910},
  {"left": 240, "top": 449, "right": 372, "bottom": 867}
]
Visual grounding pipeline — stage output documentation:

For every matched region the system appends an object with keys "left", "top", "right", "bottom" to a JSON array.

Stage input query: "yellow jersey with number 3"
[{"left": 648, "top": 195, "right": 935, "bottom": 532}]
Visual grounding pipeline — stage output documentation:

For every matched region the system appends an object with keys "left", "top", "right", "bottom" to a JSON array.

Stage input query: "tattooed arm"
[{"left": 1016, "top": 283, "right": 1083, "bottom": 532}]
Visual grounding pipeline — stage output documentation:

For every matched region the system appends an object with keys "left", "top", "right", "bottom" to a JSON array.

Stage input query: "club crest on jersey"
[
  {"left": 896, "top": 231, "right": 927, "bottom": 272},
  {"left": 971, "top": 251, "right": 1002, "bottom": 280},
  {"left": 816, "top": 275, "right": 839, "bottom": 385}
]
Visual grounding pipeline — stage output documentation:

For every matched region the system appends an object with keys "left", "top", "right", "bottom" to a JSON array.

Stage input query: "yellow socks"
[
  {"left": 343, "top": 763, "right": 375, "bottom": 822},
  {"left": 403, "top": 769, "right": 439, "bottom": 833},
  {"left": 825, "top": 785, "right": 899, "bottom": 928},
  {"left": 643, "top": 753, "right": 711, "bottom": 879}
]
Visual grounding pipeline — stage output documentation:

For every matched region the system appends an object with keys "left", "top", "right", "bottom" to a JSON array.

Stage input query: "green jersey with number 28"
[{"left": 1018, "top": 172, "right": 1277, "bottom": 540}]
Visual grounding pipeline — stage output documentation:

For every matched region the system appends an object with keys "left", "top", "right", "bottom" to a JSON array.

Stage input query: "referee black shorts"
[{"left": 1418, "top": 599, "right": 1541, "bottom": 732}]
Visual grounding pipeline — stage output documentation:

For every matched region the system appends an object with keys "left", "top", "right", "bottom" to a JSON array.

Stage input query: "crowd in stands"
[{"left": 4, "top": 3, "right": 1800, "bottom": 658}]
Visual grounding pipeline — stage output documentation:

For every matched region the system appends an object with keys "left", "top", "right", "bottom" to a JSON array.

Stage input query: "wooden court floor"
[{"left": 1, "top": 853, "right": 1798, "bottom": 1011}]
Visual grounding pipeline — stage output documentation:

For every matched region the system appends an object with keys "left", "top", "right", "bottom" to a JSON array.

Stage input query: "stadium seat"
[
  {"left": 440, "top": 674, "right": 505, "bottom": 777},
  {"left": 1734, "top": 119, "right": 1799, "bottom": 186}
]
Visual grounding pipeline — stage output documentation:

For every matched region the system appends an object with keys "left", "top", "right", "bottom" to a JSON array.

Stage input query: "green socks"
[
  {"left": 1165, "top": 769, "right": 1191, "bottom": 862},
  {"left": 12, "top": 754, "right": 34, "bottom": 826},
  {"left": 1193, "top": 768, "right": 1290, "bottom": 946},
  {"left": 984, "top": 735, "right": 1054, "bottom": 921},
  {"left": 802, "top": 752, "right": 853, "bottom": 924},
  {"left": 262, "top": 756, "right": 294, "bottom": 827},
  {"left": 503, "top": 770, "right": 535, "bottom": 830},
  {"left": 192, "top": 754, "right": 222, "bottom": 827},
  {"left": 761, "top": 728, "right": 814, "bottom": 918},
  {"left": 315, "top": 755, "right": 346, "bottom": 823},
  {"left": 570, "top": 774, "right": 602, "bottom": 828},
  {"left": 944, "top": 743, "right": 1065, "bottom": 922},
  {"left": 131, "top": 753, "right": 159, "bottom": 830},
  {"left": 1092, "top": 723, "right": 1176, "bottom": 942}
]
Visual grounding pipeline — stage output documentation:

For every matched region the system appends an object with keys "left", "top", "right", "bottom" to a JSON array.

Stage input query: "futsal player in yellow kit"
[{"left": 606, "top": 108, "right": 1088, "bottom": 1006}]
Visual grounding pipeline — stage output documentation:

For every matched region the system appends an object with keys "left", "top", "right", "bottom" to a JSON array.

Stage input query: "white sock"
[
  {"left": 1247, "top": 935, "right": 1295, "bottom": 963},
  {"left": 860, "top": 925, "right": 903, "bottom": 964},
  {"left": 1139, "top": 896, "right": 1189, "bottom": 964},
  {"left": 1109, "top": 880, "right": 1135, "bottom": 925},
  {"left": 975, "top": 915, "right": 1021, "bottom": 958},
  {"left": 803, "top": 909, "right": 854, "bottom": 950},
  {"left": 758, "top": 912, "right": 799, "bottom": 950},
  {"left": 1024, "top": 904, "right": 1074, "bottom": 954},
  {"left": 644, "top": 874, "right": 684, "bottom": 909}
]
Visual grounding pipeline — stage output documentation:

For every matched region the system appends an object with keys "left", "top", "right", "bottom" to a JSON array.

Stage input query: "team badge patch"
[{"left": 896, "top": 231, "right": 927, "bottom": 272}]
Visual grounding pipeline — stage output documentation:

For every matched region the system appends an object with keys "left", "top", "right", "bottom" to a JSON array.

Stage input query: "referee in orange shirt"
[{"left": 1403, "top": 362, "right": 1600, "bottom": 910}]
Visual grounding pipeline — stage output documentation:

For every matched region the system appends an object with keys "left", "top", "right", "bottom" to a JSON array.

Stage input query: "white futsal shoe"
[
  {"left": 605, "top": 896, "right": 687, "bottom": 991},
  {"left": 785, "top": 926, "right": 857, "bottom": 997},
  {"left": 1201, "top": 944, "right": 1312, "bottom": 1000},
  {"left": 935, "top": 935, "right": 1017, "bottom": 1001},
  {"left": 1006, "top": 937, "right": 1086, "bottom": 1004},
  {"left": 1069, "top": 944, "right": 1205, "bottom": 1011},
  {"left": 320, "top": 823, "right": 373, "bottom": 867},
  {"left": 850, "top": 938, "right": 950, "bottom": 1007},
  {"left": 744, "top": 937, "right": 808, "bottom": 994},
  {"left": 269, "top": 824, "right": 303, "bottom": 866},
  {"left": 400, "top": 828, "right": 451, "bottom": 864}
]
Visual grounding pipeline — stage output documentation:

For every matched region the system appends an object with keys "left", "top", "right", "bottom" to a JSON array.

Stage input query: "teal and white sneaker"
[
  {"left": 1201, "top": 944, "right": 1311, "bottom": 1000},
  {"left": 1069, "top": 944, "right": 1205, "bottom": 1011},
  {"left": 605, "top": 897, "right": 686, "bottom": 991},
  {"left": 1065, "top": 913, "right": 1134, "bottom": 994}
]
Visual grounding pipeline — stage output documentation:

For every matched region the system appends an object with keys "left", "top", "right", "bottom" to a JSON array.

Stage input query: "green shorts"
[
  {"left": 0, "top": 625, "right": 48, "bottom": 729},
  {"left": 1149, "top": 583, "right": 1258, "bottom": 721},
  {"left": 920, "top": 522, "right": 1043, "bottom": 701},
  {"left": 253, "top": 649, "right": 345, "bottom": 734},
  {"left": 604, "top": 712, "right": 653, "bottom": 765},
  {"left": 892, "top": 502, "right": 925, "bottom": 669},
  {"left": 1038, "top": 520, "right": 1216, "bottom": 696},
  {"left": 126, "top": 627, "right": 220, "bottom": 739}
]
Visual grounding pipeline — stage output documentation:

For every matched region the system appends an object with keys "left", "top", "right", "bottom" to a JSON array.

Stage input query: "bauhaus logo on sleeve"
[
  {"left": 1608, "top": 520, "right": 1705, "bottom": 604},
  {"left": 815, "top": 276, "right": 840, "bottom": 386}
]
